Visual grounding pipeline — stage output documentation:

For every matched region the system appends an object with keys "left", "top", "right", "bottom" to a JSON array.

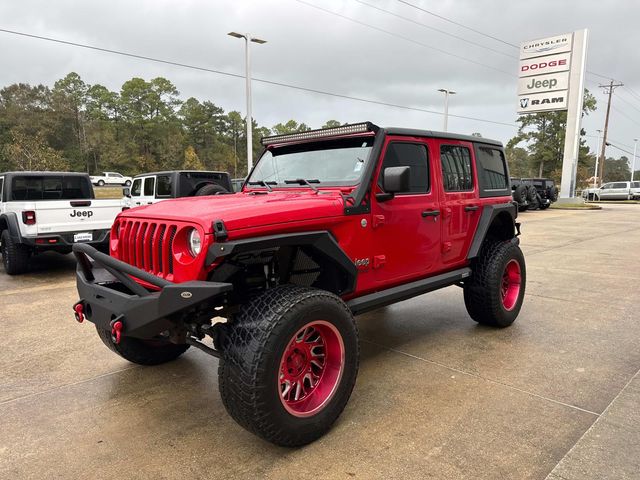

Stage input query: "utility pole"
[
  {"left": 598, "top": 80, "right": 624, "bottom": 185},
  {"left": 593, "top": 129, "right": 602, "bottom": 189},
  {"left": 632, "top": 138, "right": 638, "bottom": 182}
]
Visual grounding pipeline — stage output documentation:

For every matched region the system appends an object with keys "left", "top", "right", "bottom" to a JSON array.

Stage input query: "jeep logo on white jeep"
[{"left": 70, "top": 210, "right": 93, "bottom": 219}]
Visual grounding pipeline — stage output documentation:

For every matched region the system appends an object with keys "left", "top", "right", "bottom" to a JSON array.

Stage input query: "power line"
[
  {"left": 292, "top": 0, "right": 515, "bottom": 76},
  {"left": 352, "top": 0, "right": 516, "bottom": 59},
  {"left": 395, "top": 0, "right": 518, "bottom": 48},
  {"left": 611, "top": 104, "right": 640, "bottom": 128},
  {"left": 0, "top": 27, "right": 521, "bottom": 129}
]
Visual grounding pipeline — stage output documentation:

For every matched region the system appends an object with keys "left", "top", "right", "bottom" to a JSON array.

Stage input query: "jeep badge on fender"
[{"left": 71, "top": 121, "right": 525, "bottom": 448}]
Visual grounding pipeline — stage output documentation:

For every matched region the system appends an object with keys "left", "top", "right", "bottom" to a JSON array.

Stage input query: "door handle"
[
  {"left": 465, "top": 205, "right": 480, "bottom": 212},
  {"left": 422, "top": 209, "right": 440, "bottom": 217}
]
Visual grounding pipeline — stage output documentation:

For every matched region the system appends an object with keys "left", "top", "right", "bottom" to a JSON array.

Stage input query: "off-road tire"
[
  {"left": 97, "top": 180, "right": 105, "bottom": 186},
  {"left": 195, "top": 184, "right": 227, "bottom": 196},
  {"left": 548, "top": 186, "right": 559, "bottom": 202},
  {"left": 526, "top": 185, "right": 537, "bottom": 202},
  {"left": 96, "top": 326, "right": 190, "bottom": 365},
  {"left": 218, "top": 285, "right": 359, "bottom": 447},
  {"left": 1, "top": 230, "right": 30, "bottom": 275},
  {"left": 513, "top": 184, "right": 527, "bottom": 204},
  {"left": 124, "top": 180, "right": 132, "bottom": 187},
  {"left": 464, "top": 239, "right": 526, "bottom": 328}
]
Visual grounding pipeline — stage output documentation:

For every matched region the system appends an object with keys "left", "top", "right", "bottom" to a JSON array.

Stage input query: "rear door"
[
  {"left": 435, "top": 139, "right": 482, "bottom": 267},
  {"left": 371, "top": 137, "right": 442, "bottom": 284}
]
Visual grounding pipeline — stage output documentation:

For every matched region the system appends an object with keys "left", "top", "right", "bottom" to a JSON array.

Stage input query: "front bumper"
[{"left": 73, "top": 243, "right": 232, "bottom": 340}]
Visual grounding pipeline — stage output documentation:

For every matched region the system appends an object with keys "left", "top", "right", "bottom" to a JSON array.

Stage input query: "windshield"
[{"left": 248, "top": 136, "right": 375, "bottom": 187}]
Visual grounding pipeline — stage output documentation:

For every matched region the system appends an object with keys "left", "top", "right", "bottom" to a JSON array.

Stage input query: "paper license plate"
[{"left": 74, "top": 232, "right": 93, "bottom": 243}]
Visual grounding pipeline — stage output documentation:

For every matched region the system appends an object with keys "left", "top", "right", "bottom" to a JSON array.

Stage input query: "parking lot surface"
[{"left": 1, "top": 205, "right": 639, "bottom": 479}]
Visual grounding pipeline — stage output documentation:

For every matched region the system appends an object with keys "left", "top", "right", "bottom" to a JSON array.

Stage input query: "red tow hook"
[
  {"left": 110, "top": 318, "right": 124, "bottom": 345},
  {"left": 73, "top": 302, "right": 85, "bottom": 323}
]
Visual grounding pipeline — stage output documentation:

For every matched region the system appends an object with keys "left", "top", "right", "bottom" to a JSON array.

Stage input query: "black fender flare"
[
  {"left": 0, "top": 212, "right": 24, "bottom": 242},
  {"left": 467, "top": 203, "right": 518, "bottom": 260},
  {"left": 206, "top": 230, "right": 358, "bottom": 295}
]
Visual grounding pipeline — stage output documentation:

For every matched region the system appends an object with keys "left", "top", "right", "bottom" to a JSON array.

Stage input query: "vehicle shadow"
[{"left": 0, "top": 251, "right": 77, "bottom": 276}]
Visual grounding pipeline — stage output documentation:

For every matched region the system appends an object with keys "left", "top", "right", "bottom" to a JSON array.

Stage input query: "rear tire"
[
  {"left": 1, "top": 230, "right": 30, "bottom": 275},
  {"left": 513, "top": 184, "right": 527, "bottom": 204},
  {"left": 97, "top": 180, "right": 105, "bottom": 186},
  {"left": 218, "top": 285, "right": 359, "bottom": 447},
  {"left": 464, "top": 240, "right": 526, "bottom": 328},
  {"left": 96, "top": 326, "right": 190, "bottom": 365}
]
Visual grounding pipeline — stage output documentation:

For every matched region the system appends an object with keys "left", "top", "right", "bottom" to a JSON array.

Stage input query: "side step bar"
[{"left": 347, "top": 267, "right": 471, "bottom": 316}]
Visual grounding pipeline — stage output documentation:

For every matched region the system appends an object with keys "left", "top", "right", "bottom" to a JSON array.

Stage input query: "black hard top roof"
[
  {"left": 383, "top": 127, "right": 502, "bottom": 147},
  {"left": 132, "top": 170, "right": 228, "bottom": 178}
]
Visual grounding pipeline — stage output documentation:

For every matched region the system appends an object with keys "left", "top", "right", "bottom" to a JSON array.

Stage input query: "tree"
[
  {"left": 507, "top": 89, "right": 597, "bottom": 183},
  {"left": 322, "top": 120, "right": 341, "bottom": 129},
  {"left": 183, "top": 145, "right": 205, "bottom": 170},
  {"left": 602, "top": 156, "right": 631, "bottom": 182},
  {"left": 3, "top": 130, "right": 67, "bottom": 171},
  {"left": 272, "top": 120, "right": 310, "bottom": 135}
]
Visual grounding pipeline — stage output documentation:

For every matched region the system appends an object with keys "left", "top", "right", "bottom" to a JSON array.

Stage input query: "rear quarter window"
[{"left": 474, "top": 144, "right": 510, "bottom": 198}]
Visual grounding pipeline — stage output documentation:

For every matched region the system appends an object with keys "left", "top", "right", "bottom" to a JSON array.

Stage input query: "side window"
[
  {"left": 156, "top": 175, "right": 172, "bottom": 197},
  {"left": 440, "top": 145, "right": 473, "bottom": 192},
  {"left": 144, "top": 177, "right": 156, "bottom": 196},
  {"left": 113, "top": 173, "right": 123, "bottom": 178},
  {"left": 476, "top": 146, "right": 508, "bottom": 191},
  {"left": 379, "top": 142, "right": 429, "bottom": 193},
  {"left": 612, "top": 182, "right": 627, "bottom": 189},
  {"left": 601, "top": 183, "right": 612, "bottom": 189},
  {"left": 131, "top": 178, "right": 142, "bottom": 197}
]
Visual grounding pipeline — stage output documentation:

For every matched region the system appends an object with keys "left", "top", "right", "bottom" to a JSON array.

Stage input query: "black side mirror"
[
  {"left": 123, "top": 187, "right": 131, "bottom": 197},
  {"left": 376, "top": 166, "right": 410, "bottom": 201}
]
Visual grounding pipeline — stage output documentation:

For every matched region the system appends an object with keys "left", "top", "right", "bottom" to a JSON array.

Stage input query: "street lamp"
[
  {"left": 632, "top": 138, "right": 638, "bottom": 182},
  {"left": 437, "top": 88, "right": 456, "bottom": 132},
  {"left": 228, "top": 32, "right": 267, "bottom": 173}
]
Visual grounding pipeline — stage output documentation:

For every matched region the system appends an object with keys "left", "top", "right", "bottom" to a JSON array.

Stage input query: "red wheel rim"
[
  {"left": 501, "top": 259, "right": 522, "bottom": 311},
  {"left": 278, "top": 321, "right": 345, "bottom": 418}
]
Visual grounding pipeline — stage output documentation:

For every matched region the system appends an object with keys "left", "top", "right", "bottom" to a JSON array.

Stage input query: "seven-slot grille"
[{"left": 116, "top": 219, "right": 178, "bottom": 278}]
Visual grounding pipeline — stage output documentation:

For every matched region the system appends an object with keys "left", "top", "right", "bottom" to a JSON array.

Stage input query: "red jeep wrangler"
[{"left": 72, "top": 122, "right": 525, "bottom": 446}]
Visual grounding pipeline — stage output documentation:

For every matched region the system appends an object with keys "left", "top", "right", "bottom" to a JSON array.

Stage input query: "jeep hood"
[{"left": 121, "top": 191, "right": 346, "bottom": 233}]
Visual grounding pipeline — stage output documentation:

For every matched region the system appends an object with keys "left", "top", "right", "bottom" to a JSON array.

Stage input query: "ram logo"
[{"left": 520, "top": 98, "right": 529, "bottom": 108}]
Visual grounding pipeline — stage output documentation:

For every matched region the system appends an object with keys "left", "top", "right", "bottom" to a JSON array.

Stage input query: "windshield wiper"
[
  {"left": 284, "top": 178, "right": 320, "bottom": 193},
  {"left": 247, "top": 180, "right": 276, "bottom": 191}
]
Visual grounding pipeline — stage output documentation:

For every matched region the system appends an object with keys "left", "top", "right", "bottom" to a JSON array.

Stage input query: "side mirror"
[
  {"left": 377, "top": 166, "right": 410, "bottom": 201},
  {"left": 123, "top": 187, "right": 131, "bottom": 197}
]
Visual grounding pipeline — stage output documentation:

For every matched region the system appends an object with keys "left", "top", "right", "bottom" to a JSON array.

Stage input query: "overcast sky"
[{"left": 1, "top": 0, "right": 639, "bottom": 158}]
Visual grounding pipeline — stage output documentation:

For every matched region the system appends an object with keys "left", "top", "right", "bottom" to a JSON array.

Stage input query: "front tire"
[
  {"left": 97, "top": 180, "right": 105, "bottom": 186},
  {"left": 95, "top": 327, "right": 190, "bottom": 365},
  {"left": 218, "top": 285, "right": 359, "bottom": 447},
  {"left": 464, "top": 240, "right": 526, "bottom": 328},
  {"left": 1, "top": 230, "right": 30, "bottom": 275}
]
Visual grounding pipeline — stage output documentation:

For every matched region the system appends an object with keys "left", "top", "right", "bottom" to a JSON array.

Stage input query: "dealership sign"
[
  {"left": 517, "top": 33, "right": 575, "bottom": 114},
  {"left": 517, "top": 29, "right": 589, "bottom": 200}
]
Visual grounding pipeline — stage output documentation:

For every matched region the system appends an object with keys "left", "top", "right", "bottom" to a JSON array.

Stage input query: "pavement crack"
[
  {"left": 362, "top": 338, "right": 601, "bottom": 417},
  {"left": 0, "top": 365, "right": 139, "bottom": 407}
]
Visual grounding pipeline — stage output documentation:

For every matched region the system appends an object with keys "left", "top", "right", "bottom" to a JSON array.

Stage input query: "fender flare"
[
  {"left": 206, "top": 230, "right": 358, "bottom": 295},
  {"left": 0, "top": 212, "right": 24, "bottom": 242},
  {"left": 467, "top": 203, "right": 517, "bottom": 260}
]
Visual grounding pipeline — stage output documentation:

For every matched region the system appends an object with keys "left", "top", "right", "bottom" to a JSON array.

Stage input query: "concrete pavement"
[{"left": 1, "top": 205, "right": 639, "bottom": 479}]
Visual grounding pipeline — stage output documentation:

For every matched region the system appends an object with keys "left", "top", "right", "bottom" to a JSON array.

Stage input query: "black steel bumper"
[{"left": 73, "top": 243, "right": 232, "bottom": 340}]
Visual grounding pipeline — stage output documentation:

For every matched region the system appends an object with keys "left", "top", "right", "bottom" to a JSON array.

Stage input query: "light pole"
[
  {"left": 593, "top": 129, "right": 602, "bottom": 189},
  {"left": 228, "top": 32, "right": 267, "bottom": 173},
  {"left": 438, "top": 88, "right": 456, "bottom": 132},
  {"left": 632, "top": 138, "right": 638, "bottom": 182}
]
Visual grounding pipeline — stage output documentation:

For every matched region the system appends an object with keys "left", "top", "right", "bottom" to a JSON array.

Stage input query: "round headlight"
[{"left": 188, "top": 228, "right": 202, "bottom": 257}]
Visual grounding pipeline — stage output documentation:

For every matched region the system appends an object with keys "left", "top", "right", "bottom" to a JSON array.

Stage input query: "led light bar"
[{"left": 261, "top": 122, "right": 379, "bottom": 146}]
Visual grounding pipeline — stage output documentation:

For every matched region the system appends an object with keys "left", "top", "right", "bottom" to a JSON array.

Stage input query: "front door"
[{"left": 371, "top": 137, "right": 442, "bottom": 285}]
